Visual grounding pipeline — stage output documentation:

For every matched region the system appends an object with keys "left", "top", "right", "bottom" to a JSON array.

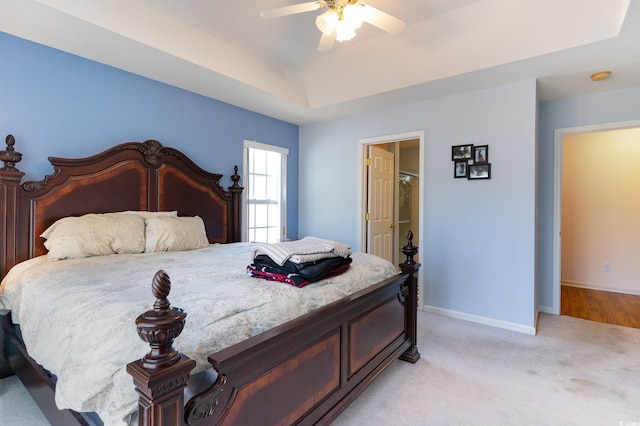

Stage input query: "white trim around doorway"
[
  {"left": 357, "top": 130, "right": 426, "bottom": 308},
  {"left": 551, "top": 119, "right": 640, "bottom": 315}
]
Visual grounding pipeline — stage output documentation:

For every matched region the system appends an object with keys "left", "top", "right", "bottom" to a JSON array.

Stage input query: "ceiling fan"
[{"left": 260, "top": 0, "right": 406, "bottom": 52}]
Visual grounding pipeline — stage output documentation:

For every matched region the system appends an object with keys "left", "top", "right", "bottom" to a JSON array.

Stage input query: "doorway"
[
  {"left": 552, "top": 120, "right": 640, "bottom": 326},
  {"left": 358, "top": 131, "right": 425, "bottom": 306},
  {"left": 398, "top": 170, "right": 419, "bottom": 263}
]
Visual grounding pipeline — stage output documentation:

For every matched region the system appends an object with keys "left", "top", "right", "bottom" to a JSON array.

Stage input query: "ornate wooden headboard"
[{"left": 0, "top": 135, "right": 243, "bottom": 280}]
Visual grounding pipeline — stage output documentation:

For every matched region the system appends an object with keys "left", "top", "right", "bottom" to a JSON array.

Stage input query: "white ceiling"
[{"left": 1, "top": 0, "right": 639, "bottom": 125}]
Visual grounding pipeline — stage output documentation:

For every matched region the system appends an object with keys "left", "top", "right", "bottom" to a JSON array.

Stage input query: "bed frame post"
[
  {"left": 399, "top": 230, "right": 421, "bottom": 363},
  {"left": 127, "top": 270, "right": 195, "bottom": 426},
  {"left": 0, "top": 135, "right": 24, "bottom": 281},
  {"left": 228, "top": 165, "right": 243, "bottom": 242}
]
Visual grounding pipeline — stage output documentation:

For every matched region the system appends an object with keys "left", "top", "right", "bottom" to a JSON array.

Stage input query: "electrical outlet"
[{"left": 603, "top": 263, "right": 611, "bottom": 272}]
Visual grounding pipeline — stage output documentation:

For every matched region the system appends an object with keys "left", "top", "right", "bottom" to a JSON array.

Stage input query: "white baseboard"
[
  {"left": 538, "top": 305, "right": 555, "bottom": 314},
  {"left": 423, "top": 305, "right": 537, "bottom": 335}
]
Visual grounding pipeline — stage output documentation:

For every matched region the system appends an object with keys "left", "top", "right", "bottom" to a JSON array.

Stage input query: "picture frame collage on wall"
[{"left": 452, "top": 144, "right": 491, "bottom": 180}]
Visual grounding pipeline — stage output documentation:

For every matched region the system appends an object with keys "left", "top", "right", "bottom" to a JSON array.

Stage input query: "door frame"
[
  {"left": 357, "top": 130, "right": 425, "bottom": 307},
  {"left": 552, "top": 119, "right": 640, "bottom": 315}
]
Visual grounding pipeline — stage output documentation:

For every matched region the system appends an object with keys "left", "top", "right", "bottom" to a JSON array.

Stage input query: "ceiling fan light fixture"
[
  {"left": 316, "top": 4, "right": 364, "bottom": 42},
  {"left": 261, "top": 0, "right": 406, "bottom": 51},
  {"left": 316, "top": 9, "right": 339, "bottom": 35},
  {"left": 336, "top": 20, "right": 356, "bottom": 41},
  {"left": 342, "top": 4, "right": 365, "bottom": 30}
]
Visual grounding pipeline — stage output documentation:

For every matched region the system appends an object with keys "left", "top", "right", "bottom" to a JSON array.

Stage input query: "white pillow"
[
  {"left": 41, "top": 213, "right": 146, "bottom": 261},
  {"left": 115, "top": 210, "right": 178, "bottom": 219},
  {"left": 144, "top": 216, "right": 209, "bottom": 252}
]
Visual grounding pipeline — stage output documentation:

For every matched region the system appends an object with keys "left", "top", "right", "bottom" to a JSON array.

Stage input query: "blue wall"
[
  {"left": 537, "top": 86, "right": 640, "bottom": 310},
  {"left": 300, "top": 81, "right": 539, "bottom": 332},
  {"left": 0, "top": 31, "right": 299, "bottom": 237}
]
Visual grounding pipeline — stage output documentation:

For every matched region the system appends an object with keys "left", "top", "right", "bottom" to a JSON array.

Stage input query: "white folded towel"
[{"left": 252, "top": 236, "right": 352, "bottom": 266}]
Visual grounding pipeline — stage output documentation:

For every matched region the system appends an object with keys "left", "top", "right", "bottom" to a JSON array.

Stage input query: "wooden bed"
[{"left": 0, "top": 134, "right": 420, "bottom": 426}]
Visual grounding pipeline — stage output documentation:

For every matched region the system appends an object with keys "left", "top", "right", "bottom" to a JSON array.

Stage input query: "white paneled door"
[{"left": 367, "top": 145, "right": 395, "bottom": 264}]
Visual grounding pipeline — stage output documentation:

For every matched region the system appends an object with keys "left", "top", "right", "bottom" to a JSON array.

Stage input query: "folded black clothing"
[
  {"left": 252, "top": 254, "right": 352, "bottom": 282},
  {"left": 253, "top": 254, "right": 352, "bottom": 271},
  {"left": 247, "top": 263, "right": 351, "bottom": 288}
]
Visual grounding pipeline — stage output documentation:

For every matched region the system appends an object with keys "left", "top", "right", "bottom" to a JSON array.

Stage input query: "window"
[{"left": 243, "top": 140, "right": 288, "bottom": 243}]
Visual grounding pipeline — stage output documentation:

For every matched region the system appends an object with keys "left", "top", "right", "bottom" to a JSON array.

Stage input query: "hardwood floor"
[{"left": 561, "top": 285, "right": 640, "bottom": 329}]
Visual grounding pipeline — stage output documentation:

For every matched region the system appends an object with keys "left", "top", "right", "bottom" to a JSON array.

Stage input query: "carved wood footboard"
[{"left": 128, "top": 235, "right": 420, "bottom": 426}]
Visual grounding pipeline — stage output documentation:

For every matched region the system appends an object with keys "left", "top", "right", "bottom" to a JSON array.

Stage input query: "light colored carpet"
[
  {"left": 333, "top": 311, "right": 640, "bottom": 426},
  {"left": 1, "top": 311, "right": 638, "bottom": 425}
]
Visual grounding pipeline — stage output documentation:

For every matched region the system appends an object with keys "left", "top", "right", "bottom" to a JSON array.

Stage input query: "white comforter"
[{"left": 0, "top": 242, "right": 398, "bottom": 426}]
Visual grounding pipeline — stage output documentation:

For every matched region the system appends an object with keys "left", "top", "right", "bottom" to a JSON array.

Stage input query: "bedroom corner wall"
[
  {"left": 299, "top": 80, "right": 538, "bottom": 331},
  {"left": 537, "top": 86, "right": 640, "bottom": 311},
  {"left": 0, "top": 31, "right": 300, "bottom": 238}
]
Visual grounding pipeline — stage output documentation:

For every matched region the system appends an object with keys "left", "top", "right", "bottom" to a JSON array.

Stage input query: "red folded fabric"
[{"left": 247, "top": 264, "right": 350, "bottom": 288}]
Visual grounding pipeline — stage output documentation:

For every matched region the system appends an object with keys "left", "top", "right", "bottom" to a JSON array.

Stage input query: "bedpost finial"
[
  {"left": 401, "top": 230, "right": 418, "bottom": 265},
  {"left": 230, "top": 165, "right": 241, "bottom": 188},
  {"left": 6, "top": 134, "right": 15, "bottom": 149},
  {"left": 135, "top": 270, "right": 187, "bottom": 370},
  {"left": 0, "top": 134, "right": 23, "bottom": 172},
  {"left": 152, "top": 269, "right": 171, "bottom": 311}
]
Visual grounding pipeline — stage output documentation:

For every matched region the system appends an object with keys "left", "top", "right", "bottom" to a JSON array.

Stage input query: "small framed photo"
[
  {"left": 473, "top": 145, "right": 488, "bottom": 163},
  {"left": 452, "top": 144, "right": 473, "bottom": 161},
  {"left": 454, "top": 160, "right": 468, "bottom": 178},
  {"left": 468, "top": 163, "right": 491, "bottom": 180}
]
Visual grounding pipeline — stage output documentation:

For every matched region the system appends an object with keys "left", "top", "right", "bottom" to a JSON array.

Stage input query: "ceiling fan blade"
[
  {"left": 318, "top": 31, "right": 336, "bottom": 52},
  {"left": 260, "top": 1, "right": 325, "bottom": 19},
  {"left": 361, "top": 4, "right": 406, "bottom": 34}
]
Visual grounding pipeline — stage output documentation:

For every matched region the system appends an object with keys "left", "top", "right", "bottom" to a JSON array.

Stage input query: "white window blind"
[{"left": 243, "top": 140, "right": 288, "bottom": 243}]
